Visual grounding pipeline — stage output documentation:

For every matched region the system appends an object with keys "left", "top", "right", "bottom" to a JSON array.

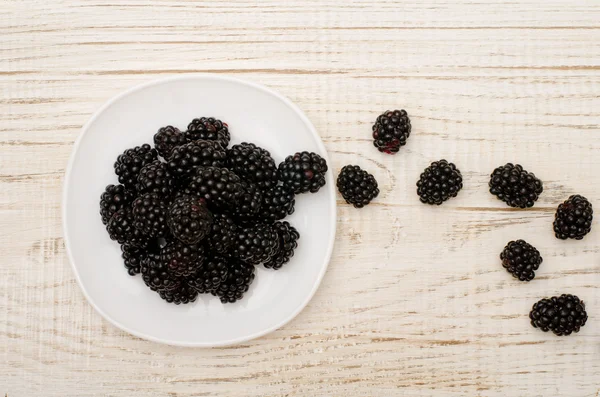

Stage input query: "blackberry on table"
[
  {"left": 160, "top": 240, "right": 205, "bottom": 277},
  {"left": 107, "top": 208, "right": 148, "bottom": 247},
  {"left": 212, "top": 259, "right": 255, "bottom": 304},
  {"left": 278, "top": 151, "right": 328, "bottom": 194},
  {"left": 187, "top": 256, "right": 229, "bottom": 293},
  {"left": 141, "top": 250, "right": 181, "bottom": 292},
  {"left": 186, "top": 117, "right": 230, "bottom": 148},
  {"left": 259, "top": 184, "right": 295, "bottom": 222},
  {"left": 489, "top": 163, "right": 543, "bottom": 208},
  {"left": 132, "top": 193, "right": 169, "bottom": 238},
  {"left": 136, "top": 161, "right": 173, "bottom": 198},
  {"left": 234, "top": 224, "right": 279, "bottom": 265},
  {"left": 529, "top": 294, "right": 588, "bottom": 336},
  {"left": 187, "top": 166, "right": 243, "bottom": 210},
  {"left": 167, "top": 195, "right": 213, "bottom": 244},
  {"left": 416, "top": 159, "right": 463, "bottom": 205},
  {"left": 114, "top": 144, "right": 158, "bottom": 189},
  {"left": 264, "top": 221, "right": 300, "bottom": 270},
  {"left": 337, "top": 165, "right": 379, "bottom": 208},
  {"left": 206, "top": 213, "right": 237, "bottom": 255},
  {"left": 553, "top": 195, "right": 593, "bottom": 240},
  {"left": 500, "top": 240, "right": 543, "bottom": 282},
  {"left": 158, "top": 282, "right": 199, "bottom": 305},
  {"left": 226, "top": 143, "right": 278, "bottom": 189},
  {"left": 372, "top": 109, "right": 411, "bottom": 154},
  {"left": 99, "top": 184, "right": 134, "bottom": 225},
  {"left": 166, "top": 140, "right": 227, "bottom": 181},
  {"left": 230, "top": 181, "right": 262, "bottom": 225},
  {"left": 153, "top": 125, "right": 186, "bottom": 158}
]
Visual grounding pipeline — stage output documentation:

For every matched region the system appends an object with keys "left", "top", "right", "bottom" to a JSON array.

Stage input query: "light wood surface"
[{"left": 2, "top": 1, "right": 600, "bottom": 396}]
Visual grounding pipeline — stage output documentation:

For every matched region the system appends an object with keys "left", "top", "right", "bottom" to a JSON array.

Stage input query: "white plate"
[{"left": 63, "top": 75, "right": 336, "bottom": 347}]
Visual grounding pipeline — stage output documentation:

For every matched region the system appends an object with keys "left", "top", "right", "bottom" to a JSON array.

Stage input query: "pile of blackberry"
[{"left": 100, "top": 117, "right": 328, "bottom": 305}]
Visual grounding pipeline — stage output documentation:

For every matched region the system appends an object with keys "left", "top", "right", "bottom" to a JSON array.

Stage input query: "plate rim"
[{"left": 62, "top": 74, "right": 337, "bottom": 347}]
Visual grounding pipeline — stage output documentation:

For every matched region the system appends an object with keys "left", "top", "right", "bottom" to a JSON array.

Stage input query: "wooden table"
[{"left": 3, "top": 1, "right": 600, "bottom": 396}]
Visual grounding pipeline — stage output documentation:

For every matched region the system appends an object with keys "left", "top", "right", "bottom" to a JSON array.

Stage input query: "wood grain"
[{"left": 2, "top": 0, "right": 600, "bottom": 396}]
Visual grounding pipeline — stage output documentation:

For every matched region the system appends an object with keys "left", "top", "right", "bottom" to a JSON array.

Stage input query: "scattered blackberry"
[
  {"left": 114, "top": 144, "right": 158, "bottom": 189},
  {"left": 167, "top": 195, "right": 213, "bottom": 244},
  {"left": 158, "top": 282, "right": 199, "bottom": 305},
  {"left": 264, "top": 221, "right": 300, "bottom": 270},
  {"left": 187, "top": 166, "right": 243, "bottom": 210},
  {"left": 259, "top": 185, "right": 295, "bottom": 222},
  {"left": 489, "top": 163, "right": 543, "bottom": 208},
  {"left": 187, "top": 256, "right": 229, "bottom": 293},
  {"left": 136, "top": 161, "right": 173, "bottom": 198},
  {"left": 231, "top": 182, "right": 262, "bottom": 224},
  {"left": 529, "top": 294, "right": 588, "bottom": 336},
  {"left": 132, "top": 193, "right": 169, "bottom": 238},
  {"left": 553, "top": 195, "right": 593, "bottom": 240},
  {"left": 106, "top": 208, "right": 148, "bottom": 247},
  {"left": 500, "top": 240, "right": 543, "bottom": 282},
  {"left": 372, "top": 109, "right": 411, "bottom": 154},
  {"left": 337, "top": 165, "right": 379, "bottom": 208},
  {"left": 166, "top": 140, "right": 227, "bottom": 181},
  {"left": 153, "top": 126, "right": 186, "bottom": 158},
  {"left": 278, "top": 151, "right": 328, "bottom": 194},
  {"left": 207, "top": 213, "right": 237, "bottom": 255},
  {"left": 160, "top": 241, "right": 205, "bottom": 277},
  {"left": 212, "top": 260, "right": 255, "bottom": 304},
  {"left": 99, "top": 184, "right": 134, "bottom": 225},
  {"left": 226, "top": 143, "right": 278, "bottom": 189},
  {"left": 121, "top": 243, "right": 145, "bottom": 276},
  {"left": 141, "top": 250, "right": 181, "bottom": 292},
  {"left": 234, "top": 224, "right": 279, "bottom": 265},
  {"left": 416, "top": 160, "right": 463, "bottom": 205},
  {"left": 186, "top": 117, "right": 230, "bottom": 148}
]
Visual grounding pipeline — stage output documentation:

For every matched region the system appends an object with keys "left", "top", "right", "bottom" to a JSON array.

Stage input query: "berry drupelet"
[
  {"left": 529, "top": 294, "right": 588, "bottom": 336},
  {"left": 186, "top": 166, "right": 243, "bottom": 210},
  {"left": 186, "top": 117, "right": 230, "bottom": 148},
  {"left": 141, "top": 250, "right": 181, "bottom": 292},
  {"left": 136, "top": 161, "right": 173, "bottom": 198},
  {"left": 187, "top": 256, "right": 229, "bottom": 294},
  {"left": 553, "top": 195, "right": 593, "bottom": 240},
  {"left": 226, "top": 143, "right": 278, "bottom": 189},
  {"left": 489, "top": 163, "right": 543, "bottom": 208},
  {"left": 264, "top": 221, "right": 300, "bottom": 270},
  {"left": 153, "top": 126, "right": 186, "bottom": 158},
  {"left": 114, "top": 144, "right": 158, "bottom": 189},
  {"left": 416, "top": 160, "right": 463, "bottom": 205},
  {"left": 234, "top": 224, "right": 279, "bottom": 265},
  {"left": 132, "top": 193, "right": 169, "bottom": 238},
  {"left": 99, "top": 184, "right": 134, "bottom": 225},
  {"left": 166, "top": 140, "right": 227, "bottom": 181},
  {"left": 212, "top": 259, "right": 255, "bottom": 304},
  {"left": 372, "top": 109, "right": 411, "bottom": 154},
  {"left": 336, "top": 165, "right": 380, "bottom": 208},
  {"left": 160, "top": 240, "right": 205, "bottom": 277},
  {"left": 167, "top": 195, "right": 213, "bottom": 245},
  {"left": 206, "top": 213, "right": 237, "bottom": 255},
  {"left": 259, "top": 185, "right": 295, "bottom": 222},
  {"left": 278, "top": 151, "right": 328, "bottom": 194},
  {"left": 500, "top": 240, "right": 543, "bottom": 282}
]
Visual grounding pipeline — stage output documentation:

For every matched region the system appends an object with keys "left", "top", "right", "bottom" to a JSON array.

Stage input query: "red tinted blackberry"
[
  {"left": 417, "top": 160, "right": 463, "bottom": 205},
  {"left": 226, "top": 143, "right": 278, "bottom": 189},
  {"left": 114, "top": 144, "right": 158, "bottom": 189},
  {"left": 166, "top": 140, "right": 227, "bottom": 181},
  {"left": 372, "top": 109, "right": 411, "bottom": 154},
  {"left": 489, "top": 163, "right": 543, "bottom": 208},
  {"left": 121, "top": 243, "right": 145, "bottom": 275},
  {"left": 167, "top": 195, "right": 213, "bottom": 244},
  {"left": 153, "top": 125, "right": 186, "bottom": 158},
  {"left": 141, "top": 250, "right": 181, "bottom": 291},
  {"left": 106, "top": 208, "right": 148, "bottom": 247},
  {"left": 231, "top": 182, "right": 262, "bottom": 225},
  {"left": 136, "top": 161, "right": 173, "bottom": 198},
  {"left": 186, "top": 117, "right": 230, "bottom": 148},
  {"left": 158, "top": 282, "right": 199, "bottom": 305},
  {"left": 234, "top": 224, "right": 279, "bottom": 265},
  {"left": 259, "top": 185, "right": 295, "bottom": 222},
  {"left": 500, "top": 240, "right": 543, "bottom": 282},
  {"left": 278, "top": 151, "right": 328, "bottom": 194},
  {"left": 264, "top": 221, "right": 300, "bottom": 270},
  {"left": 99, "top": 184, "right": 134, "bottom": 225},
  {"left": 187, "top": 166, "right": 243, "bottom": 210},
  {"left": 132, "top": 193, "right": 169, "bottom": 237},
  {"left": 207, "top": 213, "right": 237, "bottom": 255},
  {"left": 187, "top": 256, "right": 229, "bottom": 293},
  {"left": 553, "top": 195, "right": 593, "bottom": 240},
  {"left": 160, "top": 241, "right": 205, "bottom": 277},
  {"left": 529, "top": 294, "right": 588, "bottom": 336},
  {"left": 212, "top": 260, "right": 255, "bottom": 304},
  {"left": 337, "top": 165, "right": 379, "bottom": 208}
]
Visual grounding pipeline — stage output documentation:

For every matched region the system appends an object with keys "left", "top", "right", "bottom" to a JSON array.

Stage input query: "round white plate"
[{"left": 63, "top": 75, "right": 336, "bottom": 347}]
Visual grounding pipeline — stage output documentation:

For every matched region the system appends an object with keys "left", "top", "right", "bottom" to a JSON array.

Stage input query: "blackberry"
[
  {"left": 259, "top": 185, "right": 295, "bottom": 222},
  {"left": 187, "top": 256, "right": 229, "bottom": 293},
  {"left": 489, "top": 163, "right": 543, "bottom": 208},
  {"left": 264, "top": 221, "right": 300, "bottom": 270},
  {"left": 160, "top": 241, "right": 205, "bottom": 277},
  {"left": 187, "top": 166, "right": 243, "bottom": 210},
  {"left": 372, "top": 109, "right": 411, "bottom": 154},
  {"left": 234, "top": 224, "right": 279, "bottom": 265},
  {"left": 226, "top": 143, "right": 277, "bottom": 189},
  {"left": 158, "top": 282, "right": 199, "bottom": 305},
  {"left": 529, "top": 294, "right": 588, "bottom": 336},
  {"left": 99, "top": 184, "right": 134, "bottom": 225},
  {"left": 231, "top": 182, "right": 262, "bottom": 225},
  {"left": 167, "top": 195, "right": 213, "bottom": 244},
  {"left": 337, "top": 165, "right": 380, "bottom": 208},
  {"left": 153, "top": 125, "right": 186, "bottom": 158},
  {"left": 212, "top": 260, "right": 255, "bottom": 304},
  {"left": 136, "top": 161, "right": 174, "bottom": 198},
  {"left": 132, "top": 193, "right": 169, "bottom": 238},
  {"left": 416, "top": 160, "right": 463, "bottom": 205},
  {"left": 186, "top": 117, "right": 230, "bottom": 148},
  {"left": 166, "top": 140, "right": 227, "bottom": 181},
  {"left": 121, "top": 243, "right": 145, "bottom": 276},
  {"left": 106, "top": 208, "right": 148, "bottom": 247},
  {"left": 278, "top": 151, "right": 328, "bottom": 194},
  {"left": 207, "top": 213, "right": 237, "bottom": 255},
  {"left": 141, "top": 250, "right": 181, "bottom": 291},
  {"left": 114, "top": 144, "right": 158, "bottom": 189},
  {"left": 553, "top": 195, "right": 593, "bottom": 240},
  {"left": 500, "top": 240, "right": 543, "bottom": 282}
]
